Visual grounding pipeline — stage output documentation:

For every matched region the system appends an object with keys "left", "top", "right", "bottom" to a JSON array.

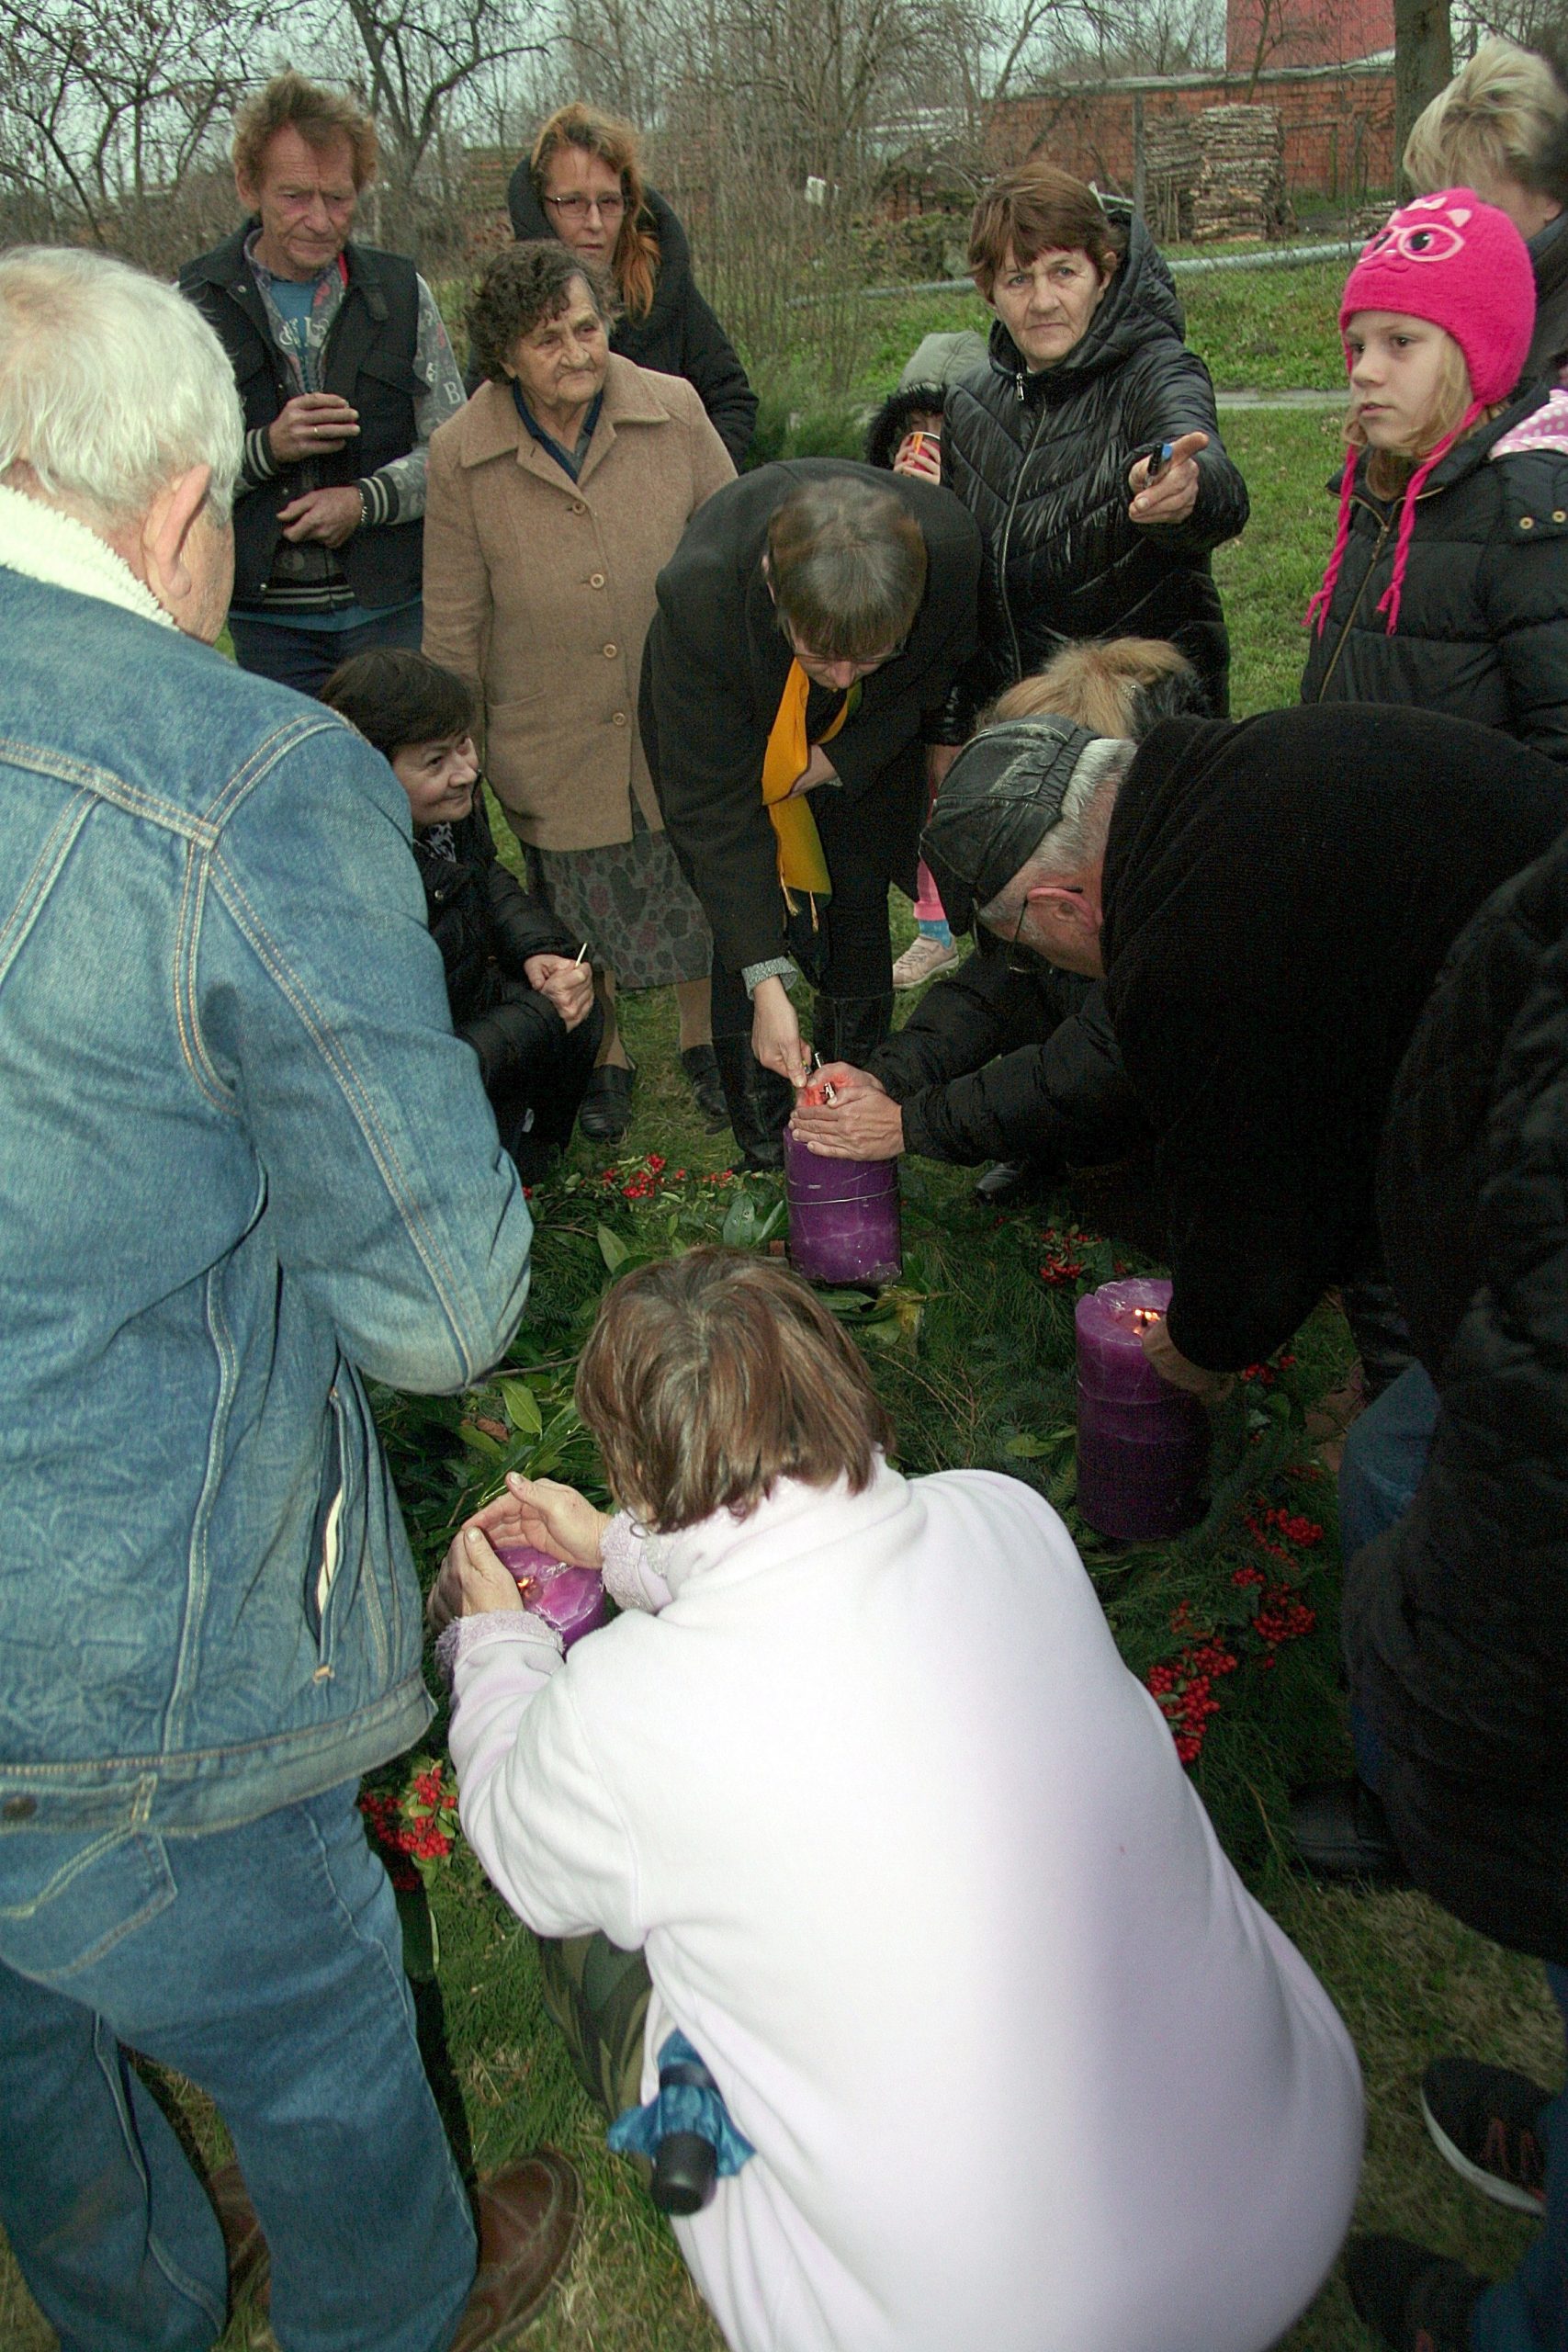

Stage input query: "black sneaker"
[
  {"left": 1344, "top": 2234, "right": 1488, "bottom": 2351},
  {"left": 1422, "top": 2056, "right": 1551, "bottom": 2214}
]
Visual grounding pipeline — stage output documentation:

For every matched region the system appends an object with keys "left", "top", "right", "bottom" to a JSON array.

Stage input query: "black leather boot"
[
  {"left": 813, "top": 992, "right": 895, "bottom": 1070},
  {"left": 711, "top": 1034, "right": 794, "bottom": 1171}
]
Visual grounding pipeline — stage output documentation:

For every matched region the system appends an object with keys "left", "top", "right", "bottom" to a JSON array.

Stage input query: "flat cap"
[{"left": 921, "top": 716, "right": 1110, "bottom": 935}]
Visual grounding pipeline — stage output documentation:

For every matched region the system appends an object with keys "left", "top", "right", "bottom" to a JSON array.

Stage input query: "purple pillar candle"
[
  {"left": 784, "top": 1129, "right": 902, "bottom": 1287},
  {"left": 491, "top": 1542, "right": 605, "bottom": 1649},
  {"left": 1074, "top": 1277, "right": 1210, "bottom": 1541}
]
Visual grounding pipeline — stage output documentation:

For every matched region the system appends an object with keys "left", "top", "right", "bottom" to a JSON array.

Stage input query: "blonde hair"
[
  {"left": 986, "top": 637, "right": 1198, "bottom": 737},
  {"left": 531, "top": 102, "right": 660, "bottom": 322},
  {"left": 232, "top": 72, "right": 378, "bottom": 195},
  {"left": 575, "top": 1249, "right": 895, "bottom": 1531},
  {"left": 1404, "top": 39, "right": 1568, "bottom": 206}
]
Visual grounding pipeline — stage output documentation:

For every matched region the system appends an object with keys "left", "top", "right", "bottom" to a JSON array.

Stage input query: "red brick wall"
[
  {"left": 987, "top": 73, "right": 1396, "bottom": 206},
  {"left": 1227, "top": 0, "right": 1393, "bottom": 72}
]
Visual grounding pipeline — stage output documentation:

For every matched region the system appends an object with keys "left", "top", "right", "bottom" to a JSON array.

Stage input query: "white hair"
[
  {"left": 978, "top": 736, "right": 1134, "bottom": 926},
  {"left": 0, "top": 248, "right": 243, "bottom": 527}
]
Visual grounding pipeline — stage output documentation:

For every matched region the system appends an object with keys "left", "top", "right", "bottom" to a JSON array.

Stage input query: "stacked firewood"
[
  {"left": 1192, "top": 106, "right": 1292, "bottom": 243},
  {"left": 1144, "top": 113, "right": 1200, "bottom": 245}
]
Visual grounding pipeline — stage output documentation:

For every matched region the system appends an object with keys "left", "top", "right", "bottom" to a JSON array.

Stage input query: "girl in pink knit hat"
[{"left": 1301, "top": 187, "right": 1568, "bottom": 760}]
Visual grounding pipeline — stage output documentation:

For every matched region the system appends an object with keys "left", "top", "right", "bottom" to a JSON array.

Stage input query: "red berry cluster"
[
  {"left": 1147, "top": 1634, "right": 1240, "bottom": 1764},
  {"left": 1237, "top": 1351, "right": 1298, "bottom": 1388},
  {"left": 1241, "top": 1503, "right": 1325, "bottom": 1562},
  {"left": 1037, "top": 1224, "right": 1093, "bottom": 1286},
  {"left": 595, "top": 1152, "right": 671, "bottom": 1202},
  {"left": 1146, "top": 1478, "right": 1324, "bottom": 1758},
  {"left": 358, "top": 1760, "right": 459, "bottom": 1894}
]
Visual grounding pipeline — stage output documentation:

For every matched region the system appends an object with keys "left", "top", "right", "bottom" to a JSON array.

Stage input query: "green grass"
[
  {"left": 838, "top": 253, "right": 1347, "bottom": 402},
  {"left": 1219, "top": 406, "right": 1348, "bottom": 710},
  {"left": 0, "top": 273, "right": 1547, "bottom": 2352}
]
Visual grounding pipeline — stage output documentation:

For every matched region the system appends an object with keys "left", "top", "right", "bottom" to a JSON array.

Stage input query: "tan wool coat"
[{"left": 423, "top": 356, "right": 735, "bottom": 851}]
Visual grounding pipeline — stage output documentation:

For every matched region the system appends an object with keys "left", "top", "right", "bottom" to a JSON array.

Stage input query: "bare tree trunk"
[{"left": 1393, "top": 0, "right": 1451, "bottom": 194}]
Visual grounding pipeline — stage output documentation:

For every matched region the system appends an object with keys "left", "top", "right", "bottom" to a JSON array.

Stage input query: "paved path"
[{"left": 1214, "top": 388, "right": 1343, "bottom": 409}]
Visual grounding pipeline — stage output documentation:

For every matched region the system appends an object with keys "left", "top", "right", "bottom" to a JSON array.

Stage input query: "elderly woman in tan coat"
[{"left": 423, "top": 241, "right": 734, "bottom": 1140}]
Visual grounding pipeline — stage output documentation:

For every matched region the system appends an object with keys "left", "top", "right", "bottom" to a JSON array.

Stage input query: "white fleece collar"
[
  {"left": 0, "top": 481, "right": 175, "bottom": 629},
  {"left": 656, "top": 1455, "right": 908, "bottom": 1596}
]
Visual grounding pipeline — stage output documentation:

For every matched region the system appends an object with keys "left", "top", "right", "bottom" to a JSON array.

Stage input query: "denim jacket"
[{"left": 0, "top": 523, "right": 533, "bottom": 1838}]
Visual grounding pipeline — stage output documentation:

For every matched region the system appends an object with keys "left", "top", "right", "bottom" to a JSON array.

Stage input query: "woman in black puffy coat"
[
  {"left": 506, "top": 103, "right": 757, "bottom": 465},
  {"left": 941, "top": 164, "right": 1248, "bottom": 731}
]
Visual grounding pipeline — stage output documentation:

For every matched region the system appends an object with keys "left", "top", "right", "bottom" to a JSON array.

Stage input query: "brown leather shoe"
[
  {"left": 448, "top": 2150, "right": 582, "bottom": 2352},
  {"left": 209, "top": 2160, "right": 270, "bottom": 2302}
]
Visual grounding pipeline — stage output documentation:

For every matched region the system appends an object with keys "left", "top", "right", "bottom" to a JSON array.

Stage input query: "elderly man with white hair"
[{"left": 0, "top": 249, "right": 579, "bottom": 2352}]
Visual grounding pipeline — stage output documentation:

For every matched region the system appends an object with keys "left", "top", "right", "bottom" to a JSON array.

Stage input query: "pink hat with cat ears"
[{"left": 1306, "top": 189, "right": 1537, "bottom": 635}]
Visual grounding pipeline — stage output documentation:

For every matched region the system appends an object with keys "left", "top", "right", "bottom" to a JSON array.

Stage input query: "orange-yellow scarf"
[{"left": 761, "top": 662, "right": 859, "bottom": 912}]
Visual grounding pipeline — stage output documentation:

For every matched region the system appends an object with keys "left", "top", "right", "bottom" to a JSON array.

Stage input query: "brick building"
[{"left": 985, "top": 0, "right": 1397, "bottom": 218}]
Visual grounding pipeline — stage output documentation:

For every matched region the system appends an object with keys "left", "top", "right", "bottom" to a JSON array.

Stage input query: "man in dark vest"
[{"left": 181, "top": 71, "right": 465, "bottom": 694}]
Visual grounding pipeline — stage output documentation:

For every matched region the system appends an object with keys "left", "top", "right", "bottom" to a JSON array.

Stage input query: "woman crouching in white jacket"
[{"left": 430, "top": 1248, "right": 1362, "bottom": 2352}]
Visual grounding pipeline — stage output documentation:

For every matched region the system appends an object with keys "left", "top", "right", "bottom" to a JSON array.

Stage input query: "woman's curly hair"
[{"left": 465, "top": 241, "right": 621, "bottom": 385}]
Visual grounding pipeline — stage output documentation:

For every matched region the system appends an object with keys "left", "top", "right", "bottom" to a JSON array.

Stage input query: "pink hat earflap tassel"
[{"left": 1374, "top": 403, "right": 1481, "bottom": 635}]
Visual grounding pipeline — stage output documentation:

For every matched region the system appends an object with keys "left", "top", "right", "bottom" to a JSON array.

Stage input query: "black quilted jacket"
[
  {"left": 413, "top": 796, "right": 579, "bottom": 1090},
  {"left": 867, "top": 944, "right": 1145, "bottom": 1169},
  {"left": 507, "top": 170, "right": 758, "bottom": 464},
  {"left": 1345, "top": 820, "right": 1568, "bottom": 1964},
  {"left": 1299, "top": 384, "right": 1568, "bottom": 760},
  {"left": 941, "top": 208, "right": 1248, "bottom": 730}
]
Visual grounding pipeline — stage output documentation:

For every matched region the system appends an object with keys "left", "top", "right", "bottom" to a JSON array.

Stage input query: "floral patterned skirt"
[{"left": 531, "top": 802, "right": 711, "bottom": 990}]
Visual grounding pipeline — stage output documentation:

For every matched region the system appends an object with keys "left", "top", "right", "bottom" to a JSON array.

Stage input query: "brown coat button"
[
  {"left": 590, "top": 572, "right": 605, "bottom": 588},
  {"left": 604, "top": 643, "right": 617, "bottom": 657},
  {"left": 1520, "top": 515, "right": 1535, "bottom": 528},
  {"left": 612, "top": 712, "right": 627, "bottom": 727},
  {"left": 570, "top": 500, "right": 586, "bottom": 514}
]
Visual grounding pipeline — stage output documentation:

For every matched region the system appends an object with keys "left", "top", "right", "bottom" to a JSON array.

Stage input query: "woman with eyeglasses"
[{"left": 507, "top": 103, "right": 759, "bottom": 465}]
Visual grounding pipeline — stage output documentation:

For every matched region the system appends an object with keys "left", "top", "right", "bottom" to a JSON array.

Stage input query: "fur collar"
[{"left": 0, "top": 482, "right": 175, "bottom": 629}]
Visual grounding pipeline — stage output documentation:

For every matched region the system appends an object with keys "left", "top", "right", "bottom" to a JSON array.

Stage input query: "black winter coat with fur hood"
[{"left": 941, "top": 206, "right": 1248, "bottom": 731}]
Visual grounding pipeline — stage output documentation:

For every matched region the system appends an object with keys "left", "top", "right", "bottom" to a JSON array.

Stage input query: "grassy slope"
[{"left": 2, "top": 382, "right": 1556, "bottom": 2352}]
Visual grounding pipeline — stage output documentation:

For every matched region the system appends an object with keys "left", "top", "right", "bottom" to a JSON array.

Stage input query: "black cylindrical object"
[
  {"left": 649, "top": 2052, "right": 723, "bottom": 2216},
  {"left": 651, "top": 2129, "right": 718, "bottom": 2215}
]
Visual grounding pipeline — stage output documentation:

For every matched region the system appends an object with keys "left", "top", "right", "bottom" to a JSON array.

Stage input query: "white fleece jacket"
[{"left": 449, "top": 1462, "right": 1362, "bottom": 2352}]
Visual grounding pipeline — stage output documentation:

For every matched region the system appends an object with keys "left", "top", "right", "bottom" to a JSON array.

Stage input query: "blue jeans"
[
  {"left": 1472, "top": 1966, "right": 1568, "bottom": 2352},
  {"left": 1339, "top": 1362, "right": 1441, "bottom": 1790},
  {"left": 0, "top": 1781, "right": 476, "bottom": 2352},
  {"left": 227, "top": 603, "right": 423, "bottom": 696}
]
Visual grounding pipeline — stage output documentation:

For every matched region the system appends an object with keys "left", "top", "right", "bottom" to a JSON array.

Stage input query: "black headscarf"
[{"left": 1100, "top": 703, "right": 1565, "bottom": 1369}]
